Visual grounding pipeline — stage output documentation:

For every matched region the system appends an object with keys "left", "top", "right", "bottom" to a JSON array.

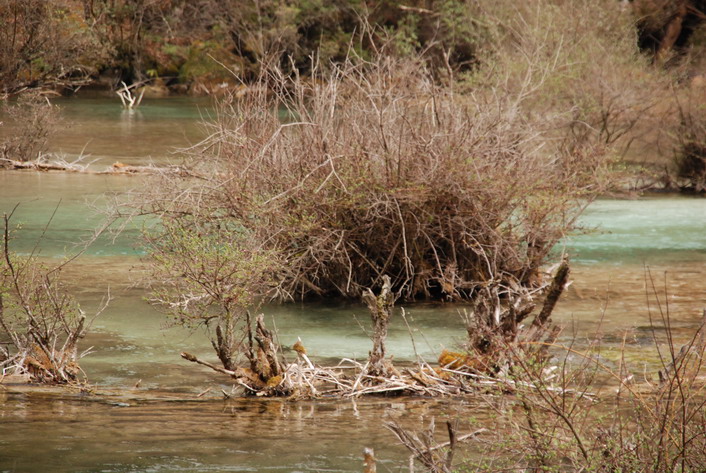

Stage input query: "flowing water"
[{"left": 1, "top": 97, "right": 705, "bottom": 472}]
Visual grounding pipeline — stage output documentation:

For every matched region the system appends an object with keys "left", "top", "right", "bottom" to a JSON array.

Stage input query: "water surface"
[
  {"left": 1, "top": 96, "right": 211, "bottom": 168},
  {"left": 1, "top": 97, "right": 705, "bottom": 473}
]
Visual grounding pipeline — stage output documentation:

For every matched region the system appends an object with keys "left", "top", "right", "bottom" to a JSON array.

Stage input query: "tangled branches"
[
  {"left": 137, "top": 53, "right": 608, "bottom": 306},
  {"left": 179, "top": 262, "right": 571, "bottom": 399},
  {"left": 0, "top": 210, "right": 102, "bottom": 384}
]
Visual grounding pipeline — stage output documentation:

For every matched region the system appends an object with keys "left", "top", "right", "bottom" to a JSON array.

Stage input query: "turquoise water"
[
  {"left": 0, "top": 171, "right": 144, "bottom": 257},
  {"left": 3, "top": 173, "right": 705, "bottom": 266},
  {"left": 1, "top": 97, "right": 705, "bottom": 473},
  {"left": 568, "top": 196, "right": 706, "bottom": 265},
  {"left": 1, "top": 160, "right": 705, "bottom": 387}
]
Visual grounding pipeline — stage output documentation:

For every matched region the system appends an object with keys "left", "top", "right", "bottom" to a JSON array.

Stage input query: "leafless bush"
[
  {"left": 137, "top": 50, "right": 609, "bottom": 308},
  {"left": 391, "top": 315, "right": 706, "bottom": 472},
  {"left": 0, "top": 210, "right": 102, "bottom": 384},
  {"left": 0, "top": 92, "right": 59, "bottom": 164},
  {"left": 473, "top": 0, "right": 676, "bottom": 168}
]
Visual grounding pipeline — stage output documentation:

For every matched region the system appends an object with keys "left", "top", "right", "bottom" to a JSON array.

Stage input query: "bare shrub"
[
  {"left": 509, "top": 325, "right": 705, "bottom": 471},
  {"left": 138, "top": 51, "right": 609, "bottom": 307},
  {"left": 0, "top": 211, "right": 100, "bottom": 384},
  {"left": 471, "top": 0, "right": 676, "bottom": 170},
  {"left": 0, "top": 93, "right": 59, "bottom": 164},
  {"left": 391, "top": 315, "right": 706, "bottom": 472}
]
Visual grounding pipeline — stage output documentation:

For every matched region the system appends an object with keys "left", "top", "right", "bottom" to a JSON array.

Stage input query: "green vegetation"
[
  {"left": 0, "top": 1, "right": 702, "bottom": 97},
  {"left": 148, "top": 219, "right": 277, "bottom": 371},
  {"left": 0, "top": 0, "right": 104, "bottom": 96},
  {"left": 0, "top": 0, "right": 503, "bottom": 96},
  {"left": 4, "top": 1, "right": 706, "bottom": 180}
]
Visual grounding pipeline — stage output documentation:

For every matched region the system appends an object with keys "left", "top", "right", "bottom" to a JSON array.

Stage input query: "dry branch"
[
  {"left": 0, "top": 211, "right": 100, "bottom": 385},
  {"left": 1, "top": 156, "right": 186, "bottom": 176},
  {"left": 116, "top": 81, "right": 146, "bottom": 110},
  {"left": 362, "top": 275, "right": 397, "bottom": 377},
  {"left": 533, "top": 256, "right": 570, "bottom": 330},
  {"left": 175, "top": 263, "right": 579, "bottom": 399},
  {"left": 386, "top": 419, "right": 486, "bottom": 473}
]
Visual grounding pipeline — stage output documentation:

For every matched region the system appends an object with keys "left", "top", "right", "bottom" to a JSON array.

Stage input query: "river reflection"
[
  {"left": 2, "top": 392, "right": 487, "bottom": 472},
  {"left": 1, "top": 97, "right": 706, "bottom": 472}
]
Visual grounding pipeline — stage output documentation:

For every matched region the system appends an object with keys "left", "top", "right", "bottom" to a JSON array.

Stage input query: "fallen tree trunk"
[{"left": 0, "top": 157, "right": 188, "bottom": 175}]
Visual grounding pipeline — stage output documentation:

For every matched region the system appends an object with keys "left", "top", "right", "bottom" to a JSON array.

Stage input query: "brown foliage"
[
  {"left": 0, "top": 0, "right": 101, "bottom": 96},
  {"left": 144, "top": 53, "right": 607, "bottom": 304}
]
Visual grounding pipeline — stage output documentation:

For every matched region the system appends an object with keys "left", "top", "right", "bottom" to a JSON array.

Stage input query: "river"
[{"left": 0, "top": 96, "right": 704, "bottom": 472}]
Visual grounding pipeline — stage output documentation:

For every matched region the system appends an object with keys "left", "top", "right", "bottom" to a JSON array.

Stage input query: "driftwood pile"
[
  {"left": 182, "top": 260, "right": 571, "bottom": 399},
  {"left": 0, "top": 155, "right": 185, "bottom": 175}
]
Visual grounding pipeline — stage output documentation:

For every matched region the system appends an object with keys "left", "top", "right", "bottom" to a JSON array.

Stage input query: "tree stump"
[{"left": 362, "top": 275, "right": 397, "bottom": 377}]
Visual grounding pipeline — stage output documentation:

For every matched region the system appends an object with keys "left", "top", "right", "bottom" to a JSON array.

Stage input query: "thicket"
[
  {"left": 0, "top": 0, "right": 495, "bottom": 96},
  {"left": 4, "top": 1, "right": 705, "bottom": 97},
  {"left": 674, "top": 103, "right": 706, "bottom": 193},
  {"left": 0, "top": 93, "right": 59, "bottom": 164},
  {"left": 0, "top": 0, "right": 103, "bottom": 97},
  {"left": 142, "top": 52, "right": 604, "bottom": 301}
]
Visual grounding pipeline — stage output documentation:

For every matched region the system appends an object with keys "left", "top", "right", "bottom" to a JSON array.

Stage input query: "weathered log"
[
  {"left": 0, "top": 158, "right": 77, "bottom": 171},
  {"left": 0, "top": 157, "right": 182, "bottom": 175}
]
